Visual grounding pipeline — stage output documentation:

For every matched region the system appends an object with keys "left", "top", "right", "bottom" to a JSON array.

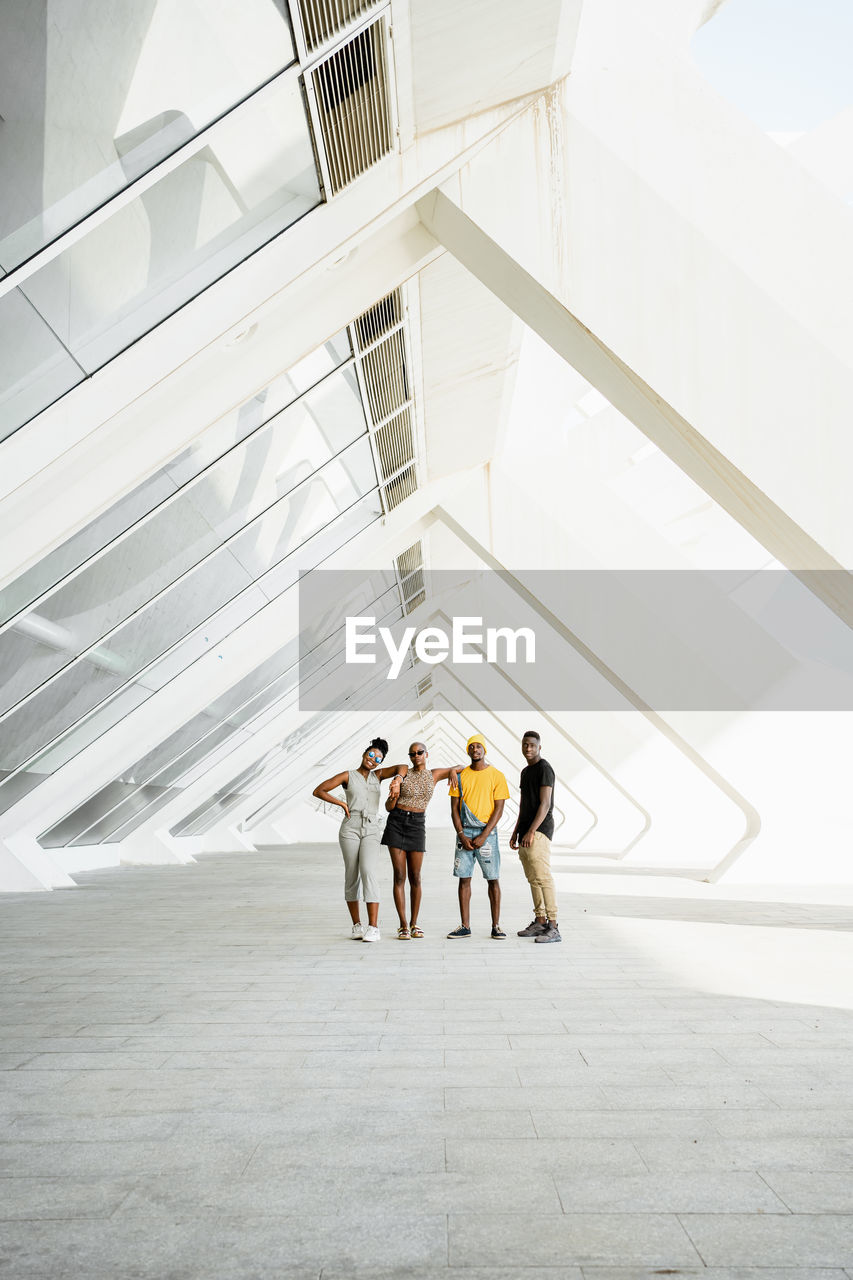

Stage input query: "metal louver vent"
[
  {"left": 396, "top": 540, "right": 425, "bottom": 613},
  {"left": 402, "top": 576, "right": 425, "bottom": 613},
  {"left": 310, "top": 18, "right": 393, "bottom": 195},
  {"left": 352, "top": 288, "right": 418, "bottom": 515},
  {"left": 395, "top": 542, "right": 422, "bottom": 582},
  {"left": 383, "top": 463, "right": 416, "bottom": 512},
  {"left": 360, "top": 329, "right": 408, "bottom": 422},
  {"left": 374, "top": 407, "right": 413, "bottom": 479},
  {"left": 297, "top": 0, "right": 380, "bottom": 52},
  {"left": 354, "top": 289, "right": 402, "bottom": 347}
]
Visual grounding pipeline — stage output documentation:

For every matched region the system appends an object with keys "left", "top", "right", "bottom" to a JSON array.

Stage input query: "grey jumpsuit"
[{"left": 338, "top": 768, "right": 384, "bottom": 902}]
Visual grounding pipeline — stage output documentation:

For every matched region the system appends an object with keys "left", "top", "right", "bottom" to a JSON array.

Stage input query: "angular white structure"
[{"left": 1, "top": 0, "right": 851, "bottom": 894}]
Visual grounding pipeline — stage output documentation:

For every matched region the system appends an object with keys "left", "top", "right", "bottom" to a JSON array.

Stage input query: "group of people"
[{"left": 312, "top": 731, "right": 560, "bottom": 944}]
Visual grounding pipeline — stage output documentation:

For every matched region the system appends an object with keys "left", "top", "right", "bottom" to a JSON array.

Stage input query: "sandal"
[
  {"left": 397, "top": 925, "right": 411, "bottom": 939},
  {"left": 410, "top": 925, "right": 424, "bottom": 938}
]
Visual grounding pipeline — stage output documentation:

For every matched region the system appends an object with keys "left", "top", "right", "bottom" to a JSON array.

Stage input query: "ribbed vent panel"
[
  {"left": 360, "top": 329, "right": 408, "bottom": 423},
  {"left": 353, "top": 288, "right": 418, "bottom": 515},
  {"left": 395, "top": 542, "right": 422, "bottom": 582},
  {"left": 396, "top": 540, "right": 424, "bottom": 613},
  {"left": 310, "top": 18, "right": 392, "bottom": 194},
  {"left": 401, "top": 564, "right": 424, "bottom": 610},
  {"left": 384, "top": 464, "right": 417, "bottom": 512},
  {"left": 404, "top": 587, "right": 426, "bottom": 611},
  {"left": 354, "top": 289, "right": 402, "bottom": 348},
  {"left": 297, "top": 0, "right": 379, "bottom": 52},
  {"left": 374, "top": 407, "right": 414, "bottom": 480}
]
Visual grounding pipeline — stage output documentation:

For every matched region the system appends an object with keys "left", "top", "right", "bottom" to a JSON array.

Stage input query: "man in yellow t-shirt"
[{"left": 446, "top": 734, "right": 510, "bottom": 939}]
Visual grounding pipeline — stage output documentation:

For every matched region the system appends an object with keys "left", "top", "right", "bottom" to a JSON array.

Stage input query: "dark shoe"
[
  {"left": 447, "top": 925, "right": 471, "bottom": 938},
  {"left": 517, "top": 919, "right": 548, "bottom": 937},
  {"left": 491, "top": 926, "right": 506, "bottom": 939},
  {"left": 534, "top": 925, "right": 562, "bottom": 944}
]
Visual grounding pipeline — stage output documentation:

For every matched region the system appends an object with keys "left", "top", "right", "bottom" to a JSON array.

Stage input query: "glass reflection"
[
  {"left": 0, "top": 0, "right": 296, "bottom": 269},
  {"left": 172, "top": 667, "right": 406, "bottom": 839},
  {"left": 0, "top": 365, "right": 365, "bottom": 716},
  {"left": 38, "top": 580, "right": 404, "bottom": 847},
  {"left": 0, "top": 438, "right": 375, "bottom": 765},
  {"left": 0, "top": 289, "right": 84, "bottom": 439},
  {"left": 20, "top": 72, "right": 319, "bottom": 376},
  {"left": 0, "top": 330, "right": 351, "bottom": 626},
  {"left": 1, "top": 69, "right": 320, "bottom": 435},
  {"left": 0, "top": 490, "right": 383, "bottom": 816}
]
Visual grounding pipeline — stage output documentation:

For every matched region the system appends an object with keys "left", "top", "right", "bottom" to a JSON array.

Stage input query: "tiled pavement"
[{"left": 1, "top": 843, "right": 853, "bottom": 1279}]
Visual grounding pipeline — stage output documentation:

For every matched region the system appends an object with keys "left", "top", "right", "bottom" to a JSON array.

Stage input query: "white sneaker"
[
  {"left": 362, "top": 925, "right": 380, "bottom": 943},
  {"left": 350, "top": 922, "right": 365, "bottom": 939}
]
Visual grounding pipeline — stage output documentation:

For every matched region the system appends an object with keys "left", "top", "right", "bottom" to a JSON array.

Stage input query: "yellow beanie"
[{"left": 466, "top": 734, "right": 486, "bottom": 752}]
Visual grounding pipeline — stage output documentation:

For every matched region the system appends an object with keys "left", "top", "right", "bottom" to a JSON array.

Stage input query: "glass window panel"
[
  {"left": 0, "top": 289, "right": 84, "bottom": 440},
  {"left": 0, "top": 597, "right": 252, "bottom": 815},
  {"left": 0, "top": 488, "right": 382, "bottom": 812},
  {"left": 74, "top": 727, "right": 258, "bottom": 846},
  {"left": 71, "top": 660, "right": 309, "bottom": 845},
  {"left": 0, "top": 768, "right": 43, "bottom": 811},
  {"left": 0, "top": 556, "right": 252, "bottom": 772},
  {"left": 6, "top": 561, "right": 398, "bottom": 830},
  {"left": 140, "top": 725, "right": 252, "bottom": 796},
  {"left": 170, "top": 699, "right": 382, "bottom": 839},
  {"left": 169, "top": 791, "right": 246, "bottom": 840},
  {"left": 170, "top": 676, "right": 396, "bottom": 840},
  {"left": 0, "top": 472, "right": 178, "bottom": 627},
  {"left": 0, "top": 330, "right": 351, "bottom": 627},
  {"left": 160, "top": 730, "right": 256, "bottom": 797},
  {"left": 39, "top": 781, "right": 161, "bottom": 850},
  {"left": 257, "top": 476, "right": 382, "bottom": 600},
  {"left": 19, "top": 74, "right": 320, "bottom": 376},
  {"left": 0, "top": 366, "right": 366, "bottom": 715},
  {"left": 3, "top": 685, "right": 152, "bottom": 807},
  {"left": 169, "top": 747, "right": 285, "bottom": 838},
  {"left": 121, "top": 648, "right": 300, "bottom": 785},
  {"left": 131, "top": 588, "right": 269, "bottom": 695},
  {"left": 29, "top": 563, "right": 393, "bottom": 844},
  {"left": 69, "top": 782, "right": 187, "bottom": 846},
  {"left": 0, "top": 0, "right": 295, "bottom": 269}
]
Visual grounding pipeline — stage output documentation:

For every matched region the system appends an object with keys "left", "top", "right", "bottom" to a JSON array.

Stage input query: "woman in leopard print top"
[{"left": 380, "top": 742, "right": 466, "bottom": 939}]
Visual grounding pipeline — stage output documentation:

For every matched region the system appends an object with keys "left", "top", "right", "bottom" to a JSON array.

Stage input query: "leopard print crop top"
[{"left": 396, "top": 769, "right": 435, "bottom": 812}]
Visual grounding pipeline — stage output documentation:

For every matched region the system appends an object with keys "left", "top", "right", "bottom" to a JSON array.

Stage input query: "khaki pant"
[{"left": 518, "top": 831, "right": 557, "bottom": 920}]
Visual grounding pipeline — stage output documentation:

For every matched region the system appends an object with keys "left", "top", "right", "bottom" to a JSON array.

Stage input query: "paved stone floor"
[{"left": 1, "top": 844, "right": 853, "bottom": 1279}]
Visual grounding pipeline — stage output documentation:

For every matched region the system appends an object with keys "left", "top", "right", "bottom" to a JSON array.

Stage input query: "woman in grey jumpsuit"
[{"left": 312, "top": 738, "right": 407, "bottom": 941}]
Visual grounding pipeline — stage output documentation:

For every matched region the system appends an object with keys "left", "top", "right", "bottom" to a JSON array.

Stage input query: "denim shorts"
[{"left": 453, "top": 831, "right": 500, "bottom": 881}]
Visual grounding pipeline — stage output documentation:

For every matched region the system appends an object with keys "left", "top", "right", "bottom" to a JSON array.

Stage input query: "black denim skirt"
[{"left": 380, "top": 807, "right": 427, "bottom": 852}]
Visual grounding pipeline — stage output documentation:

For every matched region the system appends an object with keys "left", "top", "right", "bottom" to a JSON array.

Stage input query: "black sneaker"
[
  {"left": 491, "top": 926, "right": 506, "bottom": 939},
  {"left": 517, "top": 919, "right": 548, "bottom": 937},
  {"left": 534, "top": 925, "right": 562, "bottom": 944},
  {"left": 446, "top": 925, "right": 471, "bottom": 938}
]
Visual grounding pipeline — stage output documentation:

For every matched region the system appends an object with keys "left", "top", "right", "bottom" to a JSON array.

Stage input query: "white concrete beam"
[{"left": 417, "top": 189, "right": 853, "bottom": 628}]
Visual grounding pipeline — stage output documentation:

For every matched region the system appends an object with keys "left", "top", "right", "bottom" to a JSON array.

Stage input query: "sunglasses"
[
  {"left": 365, "top": 750, "right": 384, "bottom": 761},
  {"left": 408, "top": 749, "right": 425, "bottom": 757}
]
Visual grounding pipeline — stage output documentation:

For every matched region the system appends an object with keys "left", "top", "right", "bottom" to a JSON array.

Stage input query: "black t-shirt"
[{"left": 518, "top": 757, "right": 556, "bottom": 840}]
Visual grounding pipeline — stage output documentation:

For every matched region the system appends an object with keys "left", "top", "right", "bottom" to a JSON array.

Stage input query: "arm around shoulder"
[{"left": 377, "top": 763, "right": 408, "bottom": 780}]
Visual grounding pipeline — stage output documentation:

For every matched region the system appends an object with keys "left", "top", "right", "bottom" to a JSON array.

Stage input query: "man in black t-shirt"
[{"left": 510, "top": 730, "right": 560, "bottom": 943}]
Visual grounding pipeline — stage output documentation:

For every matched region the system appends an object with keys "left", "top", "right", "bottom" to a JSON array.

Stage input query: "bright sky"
[{"left": 691, "top": 0, "right": 853, "bottom": 132}]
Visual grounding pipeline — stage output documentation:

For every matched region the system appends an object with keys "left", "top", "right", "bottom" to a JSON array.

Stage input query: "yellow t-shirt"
[{"left": 449, "top": 765, "right": 510, "bottom": 824}]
